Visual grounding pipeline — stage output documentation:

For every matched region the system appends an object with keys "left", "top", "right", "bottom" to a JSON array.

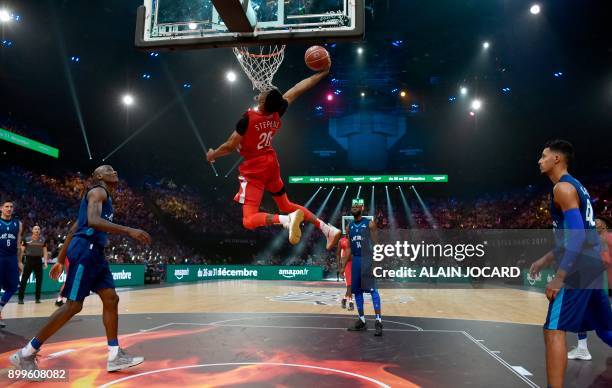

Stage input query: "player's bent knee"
[
  {"left": 65, "top": 300, "right": 83, "bottom": 315},
  {"left": 243, "top": 217, "right": 257, "bottom": 230}
]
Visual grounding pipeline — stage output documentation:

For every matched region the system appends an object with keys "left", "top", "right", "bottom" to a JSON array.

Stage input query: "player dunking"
[
  {"left": 337, "top": 232, "right": 354, "bottom": 310},
  {"left": 345, "top": 199, "right": 383, "bottom": 336},
  {"left": 10, "top": 165, "right": 152, "bottom": 372},
  {"left": 0, "top": 200, "right": 24, "bottom": 329},
  {"left": 206, "top": 64, "right": 341, "bottom": 250},
  {"left": 529, "top": 140, "right": 612, "bottom": 388}
]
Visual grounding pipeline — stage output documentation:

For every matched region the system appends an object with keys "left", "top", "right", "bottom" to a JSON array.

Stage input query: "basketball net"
[{"left": 233, "top": 45, "right": 286, "bottom": 92}]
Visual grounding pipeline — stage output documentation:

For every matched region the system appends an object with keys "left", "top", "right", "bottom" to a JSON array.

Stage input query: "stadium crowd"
[{"left": 1, "top": 164, "right": 610, "bottom": 278}]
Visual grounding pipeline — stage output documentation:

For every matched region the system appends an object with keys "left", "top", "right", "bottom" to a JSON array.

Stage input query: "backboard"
[
  {"left": 342, "top": 216, "right": 374, "bottom": 234},
  {"left": 135, "top": 0, "right": 364, "bottom": 50}
]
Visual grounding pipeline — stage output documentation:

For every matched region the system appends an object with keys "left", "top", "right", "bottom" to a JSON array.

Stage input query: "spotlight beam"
[
  {"left": 398, "top": 187, "right": 417, "bottom": 228},
  {"left": 288, "top": 187, "right": 336, "bottom": 264},
  {"left": 224, "top": 156, "right": 244, "bottom": 178},
  {"left": 52, "top": 15, "right": 92, "bottom": 160},
  {"left": 385, "top": 186, "right": 398, "bottom": 231},
  {"left": 329, "top": 186, "right": 349, "bottom": 226},
  {"left": 356, "top": 185, "right": 362, "bottom": 199},
  {"left": 411, "top": 186, "right": 438, "bottom": 229},
  {"left": 161, "top": 61, "right": 219, "bottom": 176},
  {"left": 312, "top": 186, "right": 349, "bottom": 260},
  {"left": 102, "top": 99, "right": 180, "bottom": 161},
  {"left": 369, "top": 186, "right": 375, "bottom": 217}
]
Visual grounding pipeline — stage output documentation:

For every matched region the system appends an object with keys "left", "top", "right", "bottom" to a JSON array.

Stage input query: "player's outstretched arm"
[
  {"left": 283, "top": 62, "right": 331, "bottom": 105},
  {"left": 207, "top": 131, "right": 243, "bottom": 163},
  {"left": 86, "top": 187, "right": 152, "bottom": 245}
]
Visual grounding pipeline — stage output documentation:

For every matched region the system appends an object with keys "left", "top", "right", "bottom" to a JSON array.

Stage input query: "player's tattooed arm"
[
  {"left": 283, "top": 61, "right": 331, "bottom": 105},
  {"left": 86, "top": 187, "right": 152, "bottom": 245},
  {"left": 207, "top": 131, "right": 243, "bottom": 163}
]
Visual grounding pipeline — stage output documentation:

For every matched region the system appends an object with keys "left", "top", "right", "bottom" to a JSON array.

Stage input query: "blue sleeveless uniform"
[
  {"left": 544, "top": 174, "right": 612, "bottom": 333},
  {"left": 349, "top": 217, "right": 376, "bottom": 294},
  {"left": 61, "top": 186, "right": 116, "bottom": 302},
  {"left": 0, "top": 217, "right": 20, "bottom": 295}
]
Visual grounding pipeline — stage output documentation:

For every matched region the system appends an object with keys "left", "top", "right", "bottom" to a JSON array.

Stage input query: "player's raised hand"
[
  {"left": 49, "top": 263, "right": 63, "bottom": 280},
  {"left": 206, "top": 148, "right": 216, "bottom": 163},
  {"left": 127, "top": 228, "right": 152, "bottom": 245}
]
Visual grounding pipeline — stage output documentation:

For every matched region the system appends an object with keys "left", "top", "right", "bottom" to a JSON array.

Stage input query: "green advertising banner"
[
  {"left": 288, "top": 175, "right": 448, "bottom": 184},
  {"left": 0, "top": 128, "right": 59, "bottom": 158},
  {"left": 166, "top": 265, "right": 324, "bottom": 283},
  {"left": 12, "top": 264, "right": 145, "bottom": 294}
]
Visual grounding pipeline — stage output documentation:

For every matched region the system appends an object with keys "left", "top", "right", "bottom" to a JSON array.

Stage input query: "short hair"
[
  {"left": 1, "top": 199, "right": 14, "bottom": 206},
  {"left": 597, "top": 216, "right": 612, "bottom": 228},
  {"left": 263, "top": 88, "right": 285, "bottom": 114},
  {"left": 545, "top": 139, "right": 574, "bottom": 166}
]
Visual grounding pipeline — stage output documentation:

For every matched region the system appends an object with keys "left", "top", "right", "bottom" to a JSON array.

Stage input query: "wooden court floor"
[{"left": 4, "top": 281, "right": 550, "bottom": 326}]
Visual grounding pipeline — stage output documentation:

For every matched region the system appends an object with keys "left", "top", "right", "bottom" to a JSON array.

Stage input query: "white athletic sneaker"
[
  {"left": 287, "top": 210, "right": 304, "bottom": 245},
  {"left": 9, "top": 349, "right": 39, "bottom": 371},
  {"left": 567, "top": 347, "right": 592, "bottom": 361},
  {"left": 322, "top": 223, "right": 341, "bottom": 250},
  {"left": 107, "top": 348, "right": 144, "bottom": 372}
]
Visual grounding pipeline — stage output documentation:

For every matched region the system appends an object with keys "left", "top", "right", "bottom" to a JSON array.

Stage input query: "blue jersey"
[
  {"left": 0, "top": 218, "right": 20, "bottom": 256},
  {"left": 550, "top": 174, "right": 600, "bottom": 255},
  {"left": 349, "top": 218, "right": 372, "bottom": 257},
  {"left": 72, "top": 185, "right": 114, "bottom": 247}
]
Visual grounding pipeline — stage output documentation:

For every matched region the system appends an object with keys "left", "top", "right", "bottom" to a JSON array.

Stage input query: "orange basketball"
[{"left": 305, "top": 46, "right": 331, "bottom": 71}]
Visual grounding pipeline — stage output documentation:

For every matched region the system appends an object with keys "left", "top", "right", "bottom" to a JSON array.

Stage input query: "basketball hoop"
[{"left": 233, "top": 45, "right": 286, "bottom": 92}]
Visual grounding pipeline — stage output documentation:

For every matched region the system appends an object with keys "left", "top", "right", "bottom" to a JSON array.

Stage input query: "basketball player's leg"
[
  {"left": 238, "top": 180, "right": 304, "bottom": 246},
  {"left": 568, "top": 332, "right": 591, "bottom": 360},
  {"left": 544, "top": 329, "right": 567, "bottom": 388},
  {"left": 348, "top": 256, "right": 367, "bottom": 331},
  {"left": 589, "top": 288, "right": 612, "bottom": 347},
  {"left": 543, "top": 288, "right": 594, "bottom": 387},
  {"left": 94, "top": 260, "right": 143, "bottom": 372},
  {"left": 270, "top": 186, "right": 341, "bottom": 249},
  {"left": 0, "top": 256, "right": 19, "bottom": 306},
  {"left": 369, "top": 288, "right": 383, "bottom": 336},
  {"left": 344, "top": 260, "right": 354, "bottom": 310},
  {"left": 10, "top": 256, "right": 87, "bottom": 370},
  {"left": 17, "top": 258, "right": 34, "bottom": 303}
]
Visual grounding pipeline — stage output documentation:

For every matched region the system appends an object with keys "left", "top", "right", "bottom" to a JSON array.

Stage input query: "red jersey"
[{"left": 237, "top": 109, "right": 282, "bottom": 160}]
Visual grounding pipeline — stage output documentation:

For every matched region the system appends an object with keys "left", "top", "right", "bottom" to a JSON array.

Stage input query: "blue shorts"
[
  {"left": 61, "top": 238, "right": 114, "bottom": 302},
  {"left": 351, "top": 255, "right": 377, "bottom": 294},
  {"left": 544, "top": 288, "right": 612, "bottom": 332},
  {"left": 0, "top": 255, "right": 19, "bottom": 294}
]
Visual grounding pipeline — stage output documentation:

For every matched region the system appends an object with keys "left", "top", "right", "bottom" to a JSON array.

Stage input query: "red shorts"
[
  {"left": 234, "top": 153, "right": 284, "bottom": 207},
  {"left": 344, "top": 260, "right": 352, "bottom": 287}
]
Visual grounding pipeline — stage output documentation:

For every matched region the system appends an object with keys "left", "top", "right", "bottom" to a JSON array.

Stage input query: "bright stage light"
[
  {"left": 122, "top": 94, "right": 134, "bottom": 106},
  {"left": 0, "top": 10, "right": 11, "bottom": 23},
  {"left": 460, "top": 86, "right": 468, "bottom": 96},
  {"left": 188, "top": 22, "right": 197, "bottom": 30},
  {"left": 327, "top": 94, "right": 333, "bottom": 101},
  {"left": 471, "top": 99, "right": 482, "bottom": 110},
  {"left": 400, "top": 91, "right": 407, "bottom": 98},
  {"left": 483, "top": 41, "right": 490, "bottom": 50},
  {"left": 530, "top": 4, "right": 541, "bottom": 15},
  {"left": 226, "top": 71, "right": 237, "bottom": 82},
  {"left": 360, "top": 92, "right": 366, "bottom": 97},
  {"left": 357, "top": 47, "right": 364, "bottom": 55}
]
